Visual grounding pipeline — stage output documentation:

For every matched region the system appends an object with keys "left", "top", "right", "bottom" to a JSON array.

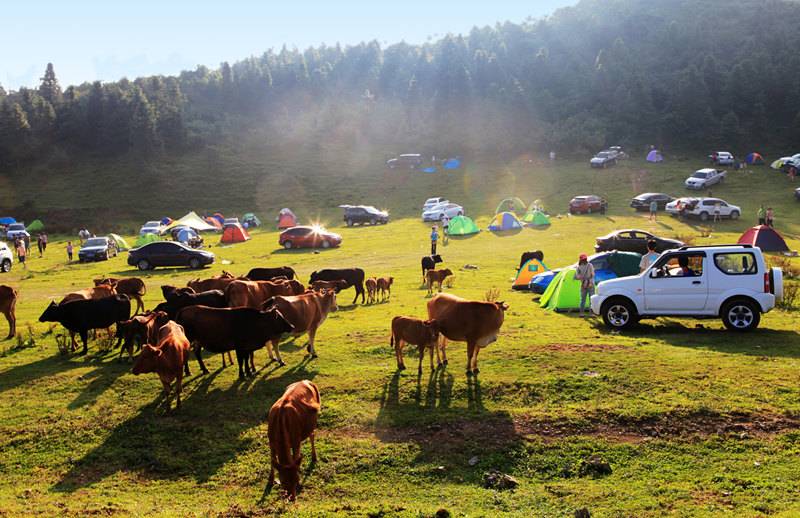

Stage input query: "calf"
[
  {"left": 518, "top": 251, "right": 545, "bottom": 270},
  {"left": 132, "top": 321, "right": 192, "bottom": 408},
  {"left": 95, "top": 277, "right": 147, "bottom": 314},
  {"left": 177, "top": 305, "right": 294, "bottom": 378},
  {"left": 390, "top": 316, "right": 440, "bottom": 373},
  {"left": 427, "top": 293, "right": 508, "bottom": 375},
  {"left": 377, "top": 277, "right": 394, "bottom": 300},
  {"left": 365, "top": 278, "right": 378, "bottom": 304},
  {"left": 310, "top": 279, "right": 348, "bottom": 293},
  {"left": 39, "top": 295, "right": 131, "bottom": 355},
  {"left": 59, "top": 284, "right": 116, "bottom": 305},
  {"left": 309, "top": 268, "right": 365, "bottom": 304},
  {"left": 426, "top": 268, "right": 453, "bottom": 295},
  {"left": 264, "top": 289, "right": 337, "bottom": 364},
  {"left": 247, "top": 266, "right": 296, "bottom": 281},
  {"left": 226, "top": 279, "right": 305, "bottom": 309},
  {"left": 0, "top": 285, "right": 17, "bottom": 339},
  {"left": 116, "top": 311, "right": 170, "bottom": 362},
  {"left": 155, "top": 289, "right": 227, "bottom": 319},
  {"left": 421, "top": 254, "right": 443, "bottom": 283},
  {"left": 267, "top": 380, "right": 320, "bottom": 501}
]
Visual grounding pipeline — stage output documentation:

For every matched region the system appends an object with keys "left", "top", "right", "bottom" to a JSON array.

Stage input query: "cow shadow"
[
  {"left": 67, "top": 357, "right": 130, "bottom": 409},
  {"left": 52, "top": 360, "right": 318, "bottom": 493},
  {"left": 0, "top": 354, "right": 87, "bottom": 395}
]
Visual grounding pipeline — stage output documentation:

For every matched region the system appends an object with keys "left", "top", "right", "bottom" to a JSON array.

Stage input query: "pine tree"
[
  {"left": 38, "top": 63, "right": 62, "bottom": 105},
  {"left": 129, "top": 87, "right": 159, "bottom": 154}
]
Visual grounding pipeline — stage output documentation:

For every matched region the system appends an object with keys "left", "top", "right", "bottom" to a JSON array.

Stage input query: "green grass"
[{"left": 1, "top": 156, "right": 800, "bottom": 516}]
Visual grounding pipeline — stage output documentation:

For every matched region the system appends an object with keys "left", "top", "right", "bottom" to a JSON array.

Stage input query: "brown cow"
[
  {"left": 95, "top": 277, "right": 147, "bottom": 314},
  {"left": 161, "top": 285, "right": 196, "bottom": 300},
  {"left": 116, "top": 311, "right": 170, "bottom": 361},
  {"left": 427, "top": 293, "right": 508, "bottom": 376},
  {"left": 264, "top": 289, "right": 337, "bottom": 364},
  {"left": 226, "top": 279, "right": 305, "bottom": 309},
  {"left": 187, "top": 271, "right": 238, "bottom": 292},
  {"left": 59, "top": 284, "right": 116, "bottom": 304},
  {"left": 0, "top": 285, "right": 17, "bottom": 339},
  {"left": 267, "top": 380, "right": 320, "bottom": 501},
  {"left": 390, "top": 316, "right": 440, "bottom": 373},
  {"left": 132, "top": 321, "right": 192, "bottom": 408},
  {"left": 310, "top": 279, "right": 348, "bottom": 293},
  {"left": 365, "top": 278, "right": 378, "bottom": 304},
  {"left": 425, "top": 268, "right": 453, "bottom": 296},
  {"left": 377, "top": 277, "right": 394, "bottom": 301}
]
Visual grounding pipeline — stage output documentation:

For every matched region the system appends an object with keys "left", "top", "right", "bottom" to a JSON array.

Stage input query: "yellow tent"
[{"left": 512, "top": 259, "right": 549, "bottom": 290}]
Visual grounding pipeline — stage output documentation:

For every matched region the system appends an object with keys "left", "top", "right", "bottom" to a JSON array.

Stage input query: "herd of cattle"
[{"left": 0, "top": 256, "right": 509, "bottom": 500}]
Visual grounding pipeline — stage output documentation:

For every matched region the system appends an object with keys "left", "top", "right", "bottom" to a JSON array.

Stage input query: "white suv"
[
  {"left": 665, "top": 197, "right": 740, "bottom": 221},
  {"left": 0, "top": 242, "right": 13, "bottom": 273},
  {"left": 591, "top": 245, "right": 783, "bottom": 331}
]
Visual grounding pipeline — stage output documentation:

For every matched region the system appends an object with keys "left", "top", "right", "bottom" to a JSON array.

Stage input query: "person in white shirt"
[
  {"left": 639, "top": 240, "right": 661, "bottom": 273},
  {"left": 574, "top": 253, "right": 595, "bottom": 316}
]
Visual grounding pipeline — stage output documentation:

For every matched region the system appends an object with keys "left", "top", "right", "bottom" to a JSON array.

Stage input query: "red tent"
[
  {"left": 737, "top": 225, "right": 789, "bottom": 252},
  {"left": 221, "top": 222, "right": 250, "bottom": 244},
  {"left": 277, "top": 208, "right": 298, "bottom": 229}
]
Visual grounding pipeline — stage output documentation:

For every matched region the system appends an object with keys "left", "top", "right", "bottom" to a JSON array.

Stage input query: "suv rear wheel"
[
  {"left": 721, "top": 298, "right": 760, "bottom": 331},
  {"left": 601, "top": 298, "right": 637, "bottom": 330},
  {"left": 699, "top": 211, "right": 709, "bottom": 221},
  {"left": 730, "top": 210, "right": 740, "bottom": 220},
  {"left": 0, "top": 259, "right": 10, "bottom": 273},
  {"left": 346, "top": 219, "right": 354, "bottom": 227}
]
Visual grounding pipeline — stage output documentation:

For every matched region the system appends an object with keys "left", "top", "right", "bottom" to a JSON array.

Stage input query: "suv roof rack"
[{"left": 678, "top": 244, "right": 752, "bottom": 251}]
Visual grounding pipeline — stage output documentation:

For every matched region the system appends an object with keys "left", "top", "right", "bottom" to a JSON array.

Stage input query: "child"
[
  {"left": 16, "top": 239, "right": 27, "bottom": 269},
  {"left": 66, "top": 241, "right": 74, "bottom": 262},
  {"left": 430, "top": 225, "right": 439, "bottom": 255}
]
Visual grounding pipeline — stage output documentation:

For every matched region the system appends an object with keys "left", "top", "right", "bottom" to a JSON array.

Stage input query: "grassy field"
[{"left": 1, "top": 157, "right": 800, "bottom": 516}]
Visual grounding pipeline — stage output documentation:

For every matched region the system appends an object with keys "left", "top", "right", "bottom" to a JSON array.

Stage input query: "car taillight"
[{"left": 764, "top": 272, "right": 770, "bottom": 293}]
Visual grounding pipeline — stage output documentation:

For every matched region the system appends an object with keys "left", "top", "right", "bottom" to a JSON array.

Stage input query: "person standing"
[
  {"left": 37, "top": 234, "right": 44, "bottom": 257},
  {"left": 766, "top": 207, "right": 774, "bottom": 228},
  {"left": 649, "top": 199, "right": 658, "bottom": 221},
  {"left": 16, "top": 239, "right": 27, "bottom": 269},
  {"left": 713, "top": 200, "right": 722, "bottom": 223},
  {"left": 441, "top": 214, "right": 450, "bottom": 234},
  {"left": 574, "top": 253, "right": 595, "bottom": 317},
  {"left": 41, "top": 232, "right": 48, "bottom": 253},
  {"left": 757, "top": 205, "right": 766, "bottom": 226},
  {"left": 639, "top": 240, "right": 660, "bottom": 273},
  {"left": 66, "top": 241, "right": 74, "bottom": 262},
  {"left": 430, "top": 225, "right": 439, "bottom": 255}
]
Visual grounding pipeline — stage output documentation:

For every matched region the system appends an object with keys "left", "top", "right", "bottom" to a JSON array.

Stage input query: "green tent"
[
  {"left": 26, "top": 219, "right": 44, "bottom": 232},
  {"left": 107, "top": 233, "right": 130, "bottom": 251},
  {"left": 447, "top": 215, "right": 480, "bottom": 236},
  {"left": 539, "top": 268, "right": 581, "bottom": 311},
  {"left": 495, "top": 197, "right": 526, "bottom": 215},
  {"left": 134, "top": 233, "right": 161, "bottom": 248},
  {"left": 521, "top": 210, "right": 551, "bottom": 226},
  {"left": 242, "top": 212, "right": 261, "bottom": 227}
]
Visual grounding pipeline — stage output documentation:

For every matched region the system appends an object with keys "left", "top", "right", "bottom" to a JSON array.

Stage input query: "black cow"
[
  {"left": 161, "top": 285, "right": 195, "bottom": 301},
  {"left": 309, "top": 268, "right": 365, "bottom": 304},
  {"left": 39, "top": 295, "right": 131, "bottom": 355},
  {"left": 246, "top": 267, "right": 296, "bottom": 281},
  {"left": 421, "top": 255, "right": 443, "bottom": 283},
  {"left": 177, "top": 305, "right": 294, "bottom": 378},
  {"left": 518, "top": 251, "right": 544, "bottom": 270},
  {"left": 154, "top": 289, "right": 227, "bottom": 319}
]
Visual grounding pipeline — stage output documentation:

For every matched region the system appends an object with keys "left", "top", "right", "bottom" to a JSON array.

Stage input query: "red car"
[
  {"left": 279, "top": 226, "right": 342, "bottom": 249},
  {"left": 569, "top": 195, "right": 608, "bottom": 214}
]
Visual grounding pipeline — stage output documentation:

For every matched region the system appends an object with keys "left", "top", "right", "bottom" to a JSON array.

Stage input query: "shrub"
[
  {"left": 768, "top": 256, "right": 800, "bottom": 280},
  {"left": 778, "top": 282, "right": 799, "bottom": 311},
  {"left": 484, "top": 287, "right": 500, "bottom": 302}
]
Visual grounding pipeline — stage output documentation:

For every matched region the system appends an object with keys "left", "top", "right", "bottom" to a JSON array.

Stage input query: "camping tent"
[
  {"left": 770, "top": 159, "right": 786, "bottom": 170},
  {"left": 488, "top": 212, "right": 523, "bottom": 231},
  {"left": 512, "top": 258, "right": 549, "bottom": 290},
  {"left": 204, "top": 217, "right": 223, "bottom": 230},
  {"left": 495, "top": 198, "right": 526, "bottom": 215},
  {"left": 175, "top": 228, "right": 199, "bottom": 244},
  {"left": 26, "top": 219, "right": 44, "bottom": 232},
  {"left": 539, "top": 267, "right": 620, "bottom": 311},
  {"left": 443, "top": 158, "right": 461, "bottom": 169},
  {"left": 221, "top": 222, "right": 250, "bottom": 244},
  {"left": 646, "top": 150, "right": 664, "bottom": 163},
  {"left": 534, "top": 251, "right": 642, "bottom": 300},
  {"left": 211, "top": 213, "right": 225, "bottom": 225},
  {"left": 745, "top": 152, "right": 764, "bottom": 165},
  {"left": 0, "top": 217, "right": 16, "bottom": 226},
  {"left": 447, "top": 215, "right": 480, "bottom": 236},
  {"left": 277, "top": 208, "right": 298, "bottom": 229},
  {"left": 160, "top": 217, "right": 173, "bottom": 226},
  {"left": 107, "top": 233, "right": 130, "bottom": 251},
  {"left": 521, "top": 210, "right": 551, "bottom": 226},
  {"left": 164, "top": 212, "right": 219, "bottom": 232},
  {"left": 242, "top": 213, "right": 261, "bottom": 228},
  {"left": 134, "top": 233, "right": 161, "bottom": 248},
  {"left": 737, "top": 225, "right": 789, "bottom": 252},
  {"left": 422, "top": 167, "right": 438, "bottom": 173}
]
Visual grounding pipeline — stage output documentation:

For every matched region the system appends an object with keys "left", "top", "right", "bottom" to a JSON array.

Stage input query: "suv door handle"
[{"left": 692, "top": 281, "right": 702, "bottom": 285}]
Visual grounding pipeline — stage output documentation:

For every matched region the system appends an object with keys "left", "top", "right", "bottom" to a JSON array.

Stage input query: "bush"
[
  {"left": 484, "top": 287, "right": 500, "bottom": 302},
  {"left": 778, "top": 282, "right": 799, "bottom": 311}
]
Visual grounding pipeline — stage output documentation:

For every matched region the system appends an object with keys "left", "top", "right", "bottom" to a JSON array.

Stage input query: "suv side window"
[
  {"left": 714, "top": 253, "right": 757, "bottom": 275},
  {"left": 652, "top": 253, "right": 705, "bottom": 278}
]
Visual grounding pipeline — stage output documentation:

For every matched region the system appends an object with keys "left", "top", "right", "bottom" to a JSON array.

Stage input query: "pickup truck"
[
  {"left": 685, "top": 168, "right": 725, "bottom": 190},
  {"left": 591, "top": 244, "right": 782, "bottom": 331}
]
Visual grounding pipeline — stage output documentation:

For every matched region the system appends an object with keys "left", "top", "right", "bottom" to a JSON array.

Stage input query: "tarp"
[
  {"left": 495, "top": 198, "right": 526, "bottom": 215},
  {"left": 422, "top": 167, "right": 438, "bottom": 173},
  {"left": 221, "top": 222, "right": 250, "bottom": 244},
  {"left": 134, "top": 233, "right": 161, "bottom": 248},
  {"left": 443, "top": 158, "right": 461, "bottom": 169},
  {"left": 0, "top": 217, "right": 17, "bottom": 225},
  {"left": 521, "top": 210, "right": 551, "bottom": 226},
  {"left": 242, "top": 213, "right": 261, "bottom": 227},
  {"left": 512, "top": 259, "right": 549, "bottom": 290},
  {"left": 770, "top": 159, "right": 786, "bottom": 170},
  {"left": 277, "top": 208, "right": 298, "bottom": 229},
  {"left": 26, "top": 219, "right": 44, "bottom": 232},
  {"left": 745, "top": 152, "right": 764, "bottom": 165},
  {"left": 488, "top": 212, "right": 523, "bottom": 231},
  {"left": 107, "top": 233, "right": 130, "bottom": 251},
  {"left": 737, "top": 225, "right": 789, "bottom": 252},
  {"left": 646, "top": 150, "right": 664, "bottom": 163},
  {"left": 447, "top": 215, "right": 480, "bottom": 236},
  {"left": 164, "top": 212, "right": 219, "bottom": 232}
]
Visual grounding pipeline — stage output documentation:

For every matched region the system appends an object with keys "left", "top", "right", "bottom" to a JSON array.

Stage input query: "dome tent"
[
  {"left": 521, "top": 210, "right": 550, "bottom": 226},
  {"left": 737, "top": 225, "right": 789, "bottom": 252},
  {"left": 134, "top": 233, "right": 161, "bottom": 248},
  {"left": 488, "top": 212, "right": 523, "bottom": 231},
  {"left": 745, "top": 152, "right": 764, "bottom": 165},
  {"left": 447, "top": 215, "right": 480, "bottom": 236},
  {"left": 242, "top": 213, "right": 261, "bottom": 228},
  {"left": 221, "top": 222, "right": 250, "bottom": 244},
  {"left": 277, "top": 208, "right": 298, "bottom": 229},
  {"left": 495, "top": 198, "right": 526, "bottom": 215},
  {"left": 512, "top": 258, "right": 549, "bottom": 290},
  {"left": 646, "top": 150, "right": 664, "bottom": 163},
  {"left": 26, "top": 219, "right": 44, "bottom": 232},
  {"left": 535, "top": 251, "right": 642, "bottom": 303},
  {"left": 107, "top": 233, "right": 130, "bottom": 251}
]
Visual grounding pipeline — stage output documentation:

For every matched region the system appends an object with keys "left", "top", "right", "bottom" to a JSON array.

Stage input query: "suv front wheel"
[
  {"left": 721, "top": 299, "right": 760, "bottom": 331},
  {"left": 600, "top": 298, "right": 637, "bottom": 330}
]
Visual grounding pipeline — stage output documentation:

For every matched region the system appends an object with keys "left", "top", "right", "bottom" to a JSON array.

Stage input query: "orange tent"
[
  {"left": 221, "top": 222, "right": 250, "bottom": 244},
  {"left": 277, "top": 208, "right": 298, "bottom": 229},
  {"left": 204, "top": 217, "right": 223, "bottom": 230}
]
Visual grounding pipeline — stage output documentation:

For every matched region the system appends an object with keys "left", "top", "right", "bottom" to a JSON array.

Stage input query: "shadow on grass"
[
  {"left": 0, "top": 354, "right": 89, "bottom": 395},
  {"left": 52, "top": 359, "right": 318, "bottom": 493}
]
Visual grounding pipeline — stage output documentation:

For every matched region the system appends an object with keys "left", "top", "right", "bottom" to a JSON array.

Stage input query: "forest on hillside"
[{"left": 1, "top": 0, "right": 799, "bottom": 170}]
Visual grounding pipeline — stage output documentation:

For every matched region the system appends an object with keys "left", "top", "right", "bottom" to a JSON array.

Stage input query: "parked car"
[
  {"left": 78, "top": 237, "right": 118, "bottom": 262},
  {"left": 569, "top": 195, "right": 607, "bottom": 214},
  {"left": 685, "top": 168, "right": 725, "bottom": 190},
  {"left": 422, "top": 197, "right": 448, "bottom": 211},
  {"left": 341, "top": 205, "right": 389, "bottom": 226},
  {"left": 666, "top": 197, "right": 740, "bottom": 221},
  {"left": 595, "top": 229, "right": 684, "bottom": 254},
  {"left": 387, "top": 154, "right": 423, "bottom": 169},
  {"left": 279, "top": 226, "right": 342, "bottom": 249},
  {"left": 4, "top": 223, "right": 29, "bottom": 241},
  {"left": 630, "top": 193, "right": 674, "bottom": 211},
  {"left": 709, "top": 151, "right": 735, "bottom": 166},
  {"left": 422, "top": 202, "right": 464, "bottom": 222},
  {"left": 139, "top": 221, "right": 162, "bottom": 235},
  {"left": 608, "top": 146, "right": 628, "bottom": 159},
  {"left": 128, "top": 241, "right": 215, "bottom": 270},
  {"left": 590, "top": 151, "right": 618, "bottom": 168},
  {"left": 592, "top": 244, "right": 783, "bottom": 331},
  {"left": 0, "top": 242, "right": 12, "bottom": 273}
]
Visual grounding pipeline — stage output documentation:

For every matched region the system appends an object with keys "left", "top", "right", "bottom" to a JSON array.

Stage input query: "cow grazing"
[
  {"left": 390, "top": 316, "right": 440, "bottom": 373},
  {"left": 247, "top": 266, "right": 296, "bottom": 281},
  {"left": 155, "top": 289, "right": 227, "bottom": 319},
  {"left": 94, "top": 277, "right": 147, "bottom": 314},
  {"left": 161, "top": 285, "right": 195, "bottom": 301},
  {"left": 132, "top": 321, "right": 192, "bottom": 408},
  {"left": 427, "top": 293, "right": 508, "bottom": 375},
  {"left": 226, "top": 279, "right": 305, "bottom": 309},
  {"left": 187, "top": 271, "right": 238, "bottom": 293},
  {"left": 267, "top": 380, "right": 320, "bottom": 501},
  {"left": 177, "top": 305, "right": 294, "bottom": 378},
  {"left": 377, "top": 277, "right": 394, "bottom": 300},
  {"left": 116, "top": 311, "right": 170, "bottom": 361},
  {"left": 518, "top": 250, "right": 545, "bottom": 270},
  {"left": 59, "top": 284, "right": 116, "bottom": 305},
  {"left": 264, "top": 289, "right": 338, "bottom": 363},
  {"left": 310, "top": 279, "right": 348, "bottom": 293},
  {"left": 421, "top": 254, "right": 443, "bottom": 283},
  {"left": 425, "top": 268, "right": 453, "bottom": 295},
  {"left": 0, "top": 285, "right": 17, "bottom": 339},
  {"left": 39, "top": 295, "right": 131, "bottom": 354},
  {"left": 365, "top": 278, "right": 378, "bottom": 304},
  {"left": 308, "top": 268, "right": 365, "bottom": 304}
]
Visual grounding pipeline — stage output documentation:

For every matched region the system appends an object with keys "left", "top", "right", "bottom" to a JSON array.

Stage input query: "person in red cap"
[{"left": 574, "top": 253, "right": 595, "bottom": 316}]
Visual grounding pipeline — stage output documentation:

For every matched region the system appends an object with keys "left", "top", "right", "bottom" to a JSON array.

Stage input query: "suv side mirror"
[{"left": 649, "top": 269, "right": 662, "bottom": 279}]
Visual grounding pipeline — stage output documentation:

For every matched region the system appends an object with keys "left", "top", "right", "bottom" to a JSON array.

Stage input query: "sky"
[{"left": 1, "top": 0, "right": 573, "bottom": 90}]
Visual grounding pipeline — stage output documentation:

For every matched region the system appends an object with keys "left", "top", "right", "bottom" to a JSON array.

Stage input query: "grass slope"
[{"left": 0, "top": 157, "right": 799, "bottom": 516}]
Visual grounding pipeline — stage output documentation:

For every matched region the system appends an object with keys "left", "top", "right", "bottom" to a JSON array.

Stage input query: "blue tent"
[
  {"left": 0, "top": 217, "right": 16, "bottom": 225},
  {"left": 530, "top": 270, "right": 558, "bottom": 294},
  {"left": 443, "top": 158, "right": 461, "bottom": 169},
  {"left": 529, "top": 251, "right": 642, "bottom": 293},
  {"left": 176, "top": 227, "right": 199, "bottom": 244},
  {"left": 422, "top": 166, "right": 438, "bottom": 173},
  {"left": 488, "top": 212, "right": 523, "bottom": 231}
]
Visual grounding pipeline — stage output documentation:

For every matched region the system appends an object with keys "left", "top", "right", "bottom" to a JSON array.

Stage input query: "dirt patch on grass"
[{"left": 540, "top": 343, "right": 631, "bottom": 353}]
